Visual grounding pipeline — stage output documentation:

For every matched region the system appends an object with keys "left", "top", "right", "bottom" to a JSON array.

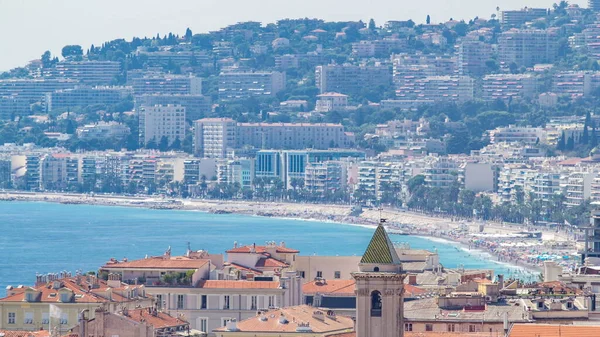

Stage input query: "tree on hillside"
[
  {"left": 426, "top": 15, "right": 431, "bottom": 24},
  {"left": 61, "top": 45, "right": 83, "bottom": 59},
  {"left": 368, "top": 19, "right": 376, "bottom": 30},
  {"left": 185, "top": 27, "right": 193, "bottom": 40}
]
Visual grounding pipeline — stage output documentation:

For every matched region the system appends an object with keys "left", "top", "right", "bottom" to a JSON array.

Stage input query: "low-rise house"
[{"left": 213, "top": 305, "right": 354, "bottom": 337}]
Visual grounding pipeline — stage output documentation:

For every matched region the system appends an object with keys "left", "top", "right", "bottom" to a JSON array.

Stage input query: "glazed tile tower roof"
[{"left": 360, "top": 224, "right": 401, "bottom": 265}]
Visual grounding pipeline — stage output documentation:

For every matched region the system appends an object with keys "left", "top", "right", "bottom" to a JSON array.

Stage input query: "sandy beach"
[{"left": 0, "top": 191, "right": 579, "bottom": 274}]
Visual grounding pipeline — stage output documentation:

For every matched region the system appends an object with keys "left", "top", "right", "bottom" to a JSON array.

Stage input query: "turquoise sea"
[{"left": 0, "top": 201, "right": 536, "bottom": 290}]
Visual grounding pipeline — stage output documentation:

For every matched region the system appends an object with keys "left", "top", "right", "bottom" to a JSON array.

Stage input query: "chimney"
[
  {"left": 408, "top": 274, "right": 417, "bottom": 285},
  {"left": 280, "top": 241, "right": 286, "bottom": 248},
  {"left": 497, "top": 274, "right": 504, "bottom": 289},
  {"left": 233, "top": 241, "right": 238, "bottom": 248},
  {"left": 247, "top": 273, "right": 255, "bottom": 281},
  {"left": 107, "top": 273, "right": 121, "bottom": 288},
  {"left": 225, "top": 319, "right": 239, "bottom": 331}
]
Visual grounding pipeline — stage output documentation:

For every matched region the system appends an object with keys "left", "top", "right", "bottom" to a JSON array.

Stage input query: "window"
[
  {"left": 60, "top": 313, "right": 68, "bottom": 325},
  {"left": 268, "top": 295, "right": 276, "bottom": 308},
  {"left": 447, "top": 324, "right": 455, "bottom": 332},
  {"left": 299, "top": 271, "right": 306, "bottom": 278},
  {"left": 201, "top": 295, "right": 207, "bottom": 309},
  {"left": 156, "top": 294, "right": 163, "bottom": 310},
  {"left": 567, "top": 302, "right": 573, "bottom": 309},
  {"left": 199, "top": 318, "right": 207, "bottom": 333},
  {"left": 24, "top": 312, "right": 33, "bottom": 324},
  {"left": 334, "top": 271, "right": 341, "bottom": 279},
  {"left": 60, "top": 293, "right": 70, "bottom": 302},
  {"left": 404, "top": 323, "right": 413, "bottom": 331},
  {"left": 222, "top": 318, "right": 232, "bottom": 326},
  {"left": 223, "top": 295, "right": 230, "bottom": 310},
  {"left": 316, "top": 271, "right": 323, "bottom": 278},
  {"left": 469, "top": 325, "right": 477, "bottom": 332},
  {"left": 250, "top": 296, "right": 258, "bottom": 310},
  {"left": 8, "top": 312, "right": 15, "bottom": 324},
  {"left": 177, "top": 294, "right": 185, "bottom": 309},
  {"left": 425, "top": 324, "right": 433, "bottom": 331},
  {"left": 42, "top": 313, "right": 49, "bottom": 325},
  {"left": 371, "top": 291, "right": 382, "bottom": 317}
]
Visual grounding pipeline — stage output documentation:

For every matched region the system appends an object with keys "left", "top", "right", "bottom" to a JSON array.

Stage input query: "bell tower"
[{"left": 352, "top": 222, "right": 405, "bottom": 337}]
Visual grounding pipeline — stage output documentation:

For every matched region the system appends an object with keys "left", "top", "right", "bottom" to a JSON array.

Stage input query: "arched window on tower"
[{"left": 371, "top": 290, "right": 382, "bottom": 317}]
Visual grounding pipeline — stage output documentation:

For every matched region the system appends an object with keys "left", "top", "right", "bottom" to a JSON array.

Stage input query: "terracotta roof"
[
  {"left": 225, "top": 263, "right": 263, "bottom": 274},
  {"left": 0, "top": 278, "right": 147, "bottom": 304},
  {"left": 101, "top": 257, "right": 209, "bottom": 270},
  {"left": 404, "top": 284, "right": 427, "bottom": 297},
  {"left": 303, "top": 280, "right": 356, "bottom": 296},
  {"left": 0, "top": 330, "right": 51, "bottom": 337},
  {"left": 405, "top": 333, "right": 493, "bottom": 337},
  {"left": 360, "top": 224, "right": 401, "bottom": 264},
  {"left": 213, "top": 305, "right": 353, "bottom": 333},
  {"left": 197, "top": 280, "right": 280, "bottom": 289},
  {"left": 226, "top": 245, "right": 299, "bottom": 254},
  {"left": 121, "top": 308, "right": 188, "bottom": 329},
  {"left": 255, "top": 257, "right": 289, "bottom": 268},
  {"left": 508, "top": 324, "right": 600, "bottom": 337}
]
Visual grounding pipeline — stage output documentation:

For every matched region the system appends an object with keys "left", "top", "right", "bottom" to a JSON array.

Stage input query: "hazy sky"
[{"left": 0, "top": 0, "right": 587, "bottom": 72}]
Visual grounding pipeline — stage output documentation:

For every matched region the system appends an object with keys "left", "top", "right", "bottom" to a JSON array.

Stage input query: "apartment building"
[
  {"left": 0, "top": 95, "right": 30, "bottom": 120},
  {"left": 498, "top": 29, "right": 559, "bottom": 67},
  {"left": 0, "top": 159, "right": 11, "bottom": 188},
  {"left": 563, "top": 171, "right": 594, "bottom": 208},
  {"left": 139, "top": 104, "right": 186, "bottom": 147},
  {"left": 135, "top": 93, "right": 211, "bottom": 121},
  {"left": 130, "top": 74, "right": 202, "bottom": 95},
  {"left": 314, "top": 92, "right": 349, "bottom": 112},
  {"left": 457, "top": 40, "right": 492, "bottom": 76},
  {"left": 356, "top": 161, "right": 402, "bottom": 201},
  {"left": 489, "top": 125, "right": 545, "bottom": 144},
  {"left": 423, "top": 156, "right": 459, "bottom": 188},
  {"left": 76, "top": 121, "right": 130, "bottom": 141},
  {"left": 463, "top": 162, "right": 498, "bottom": 192},
  {"left": 531, "top": 171, "right": 562, "bottom": 204},
  {"left": 393, "top": 54, "right": 456, "bottom": 78},
  {"left": 304, "top": 161, "right": 346, "bottom": 197},
  {"left": 45, "top": 86, "right": 133, "bottom": 112},
  {"left": 237, "top": 123, "right": 354, "bottom": 150},
  {"left": 395, "top": 76, "right": 475, "bottom": 103},
  {"left": 25, "top": 154, "right": 41, "bottom": 190},
  {"left": 216, "top": 159, "right": 254, "bottom": 188},
  {"left": 481, "top": 74, "right": 537, "bottom": 102},
  {"left": 193, "top": 118, "right": 237, "bottom": 158},
  {"left": 40, "top": 154, "right": 79, "bottom": 191},
  {"left": 0, "top": 78, "right": 79, "bottom": 104},
  {"left": 137, "top": 50, "right": 211, "bottom": 67},
  {"left": 501, "top": 8, "right": 548, "bottom": 26},
  {"left": 552, "top": 71, "right": 600, "bottom": 99},
  {"left": 218, "top": 71, "right": 286, "bottom": 101},
  {"left": 44, "top": 60, "right": 121, "bottom": 84},
  {"left": 315, "top": 64, "right": 392, "bottom": 95},
  {"left": 0, "top": 274, "right": 152, "bottom": 334},
  {"left": 590, "top": 0, "right": 600, "bottom": 12}
]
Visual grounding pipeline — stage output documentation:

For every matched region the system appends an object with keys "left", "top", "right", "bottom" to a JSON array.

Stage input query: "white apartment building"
[
  {"left": 497, "top": 166, "right": 537, "bottom": 203},
  {"left": 45, "top": 60, "right": 121, "bottom": 84},
  {"left": 315, "top": 64, "right": 392, "bottom": 95},
  {"left": 563, "top": 170, "right": 595, "bottom": 208},
  {"left": 552, "top": 71, "right": 600, "bottom": 99},
  {"left": 139, "top": 104, "right": 186, "bottom": 147},
  {"left": 216, "top": 158, "right": 254, "bottom": 188},
  {"left": 76, "top": 121, "right": 130, "bottom": 141},
  {"left": 423, "top": 156, "right": 459, "bottom": 188},
  {"left": 489, "top": 125, "right": 545, "bottom": 145},
  {"left": 304, "top": 161, "right": 346, "bottom": 197},
  {"left": 531, "top": 171, "right": 563, "bottom": 204},
  {"left": 0, "top": 78, "right": 79, "bottom": 104},
  {"left": 46, "top": 85, "right": 133, "bottom": 112},
  {"left": 498, "top": 29, "right": 559, "bottom": 67},
  {"left": 463, "top": 162, "right": 497, "bottom": 192},
  {"left": 218, "top": 71, "right": 286, "bottom": 101},
  {"left": 236, "top": 123, "right": 355, "bottom": 150},
  {"left": 395, "top": 76, "right": 475, "bottom": 103},
  {"left": 457, "top": 40, "right": 492, "bottom": 76},
  {"left": 315, "top": 92, "right": 349, "bottom": 112},
  {"left": 131, "top": 74, "right": 202, "bottom": 95},
  {"left": 193, "top": 118, "right": 237, "bottom": 158},
  {"left": 501, "top": 8, "right": 548, "bottom": 26},
  {"left": 356, "top": 161, "right": 402, "bottom": 201},
  {"left": 135, "top": 94, "right": 212, "bottom": 121},
  {"left": 482, "top": 74, "right": 537, "bottom": 102}
]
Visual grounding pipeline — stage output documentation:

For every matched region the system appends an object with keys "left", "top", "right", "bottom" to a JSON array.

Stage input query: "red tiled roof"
[
  {"left": 406, "top": 333, "right": 493, "bottom": 337},
  {"left": 303, "top": 280, "right": 356, "bottom": 296},
  {"left": 508, "top": 324, "right": 600, "bottom": 337},
  {"left": 0, "top": 278, "right": 147, "bottom": 304},
  {"left": 0, "top": 330, "right": 51, "bottom": 337},
  {"left": 214, "top": 305, "right": 353, "bottom": 333},
  {"left": 226, "top": 245, "right": 299, "bottom": 254},
  {"left": 225, "top": 263, "right": 263, "bottom": 275},
  {"left": 102, "top": 257, "right": 209, "bottom": 270},
  {"left": 255, "top": 257, "right": 288, "bottom": 268},
  {"left": 404, "top": 284, "right": 427, "bottom": 297},
  {"left": 122, "top": 308, "right": 188, "bottom": 329},
  {"left": 197, "top": 280, "right": 280, "bottom": 289}
]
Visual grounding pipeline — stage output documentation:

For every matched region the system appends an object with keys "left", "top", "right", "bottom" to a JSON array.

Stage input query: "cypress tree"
[{"left": 557, "top": 131, "right": 566, "bottom": 151}]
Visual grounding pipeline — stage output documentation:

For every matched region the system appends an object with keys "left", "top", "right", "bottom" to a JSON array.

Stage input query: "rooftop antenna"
[{"left": 379, "top": 207, "right": 387, "bottom": 225}]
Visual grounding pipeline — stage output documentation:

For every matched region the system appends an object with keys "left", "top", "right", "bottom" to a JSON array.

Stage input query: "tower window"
[
  {"left": 371, "top": 290, "right": 382, "bottom": 317},
  {"left": 374, "top": 266, "right": 380, "bottom": 272}
]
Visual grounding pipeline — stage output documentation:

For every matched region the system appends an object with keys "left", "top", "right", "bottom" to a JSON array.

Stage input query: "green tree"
[
  {"left": 61, "top": 45, "right": 83, "bottom": 58},
  {"left": 426, "top": 15, "right": 431, "bottom": 24},
  {"left": 159, "top": 136, "right": 169, "bottom": 151},
  {"left": 368, "top": 19, "right": 376, "bottom": 30}
]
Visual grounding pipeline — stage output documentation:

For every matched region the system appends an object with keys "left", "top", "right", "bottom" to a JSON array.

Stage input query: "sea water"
[{"left": 0, "top": 201, "right": 537, "bottom": 289}]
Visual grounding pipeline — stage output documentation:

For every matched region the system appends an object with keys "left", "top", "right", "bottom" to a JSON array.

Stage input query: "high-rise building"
[
  {"left": 501, "top": 8, "right": 548, "bottom": 26},
  {"left": 0, "top": 79, "right": 79, "bottom": 105},
  {"left": 130, "top": 74, "right": 202, "bottom": 95},
  {"left": 482, "top": 74, "right": 537, "bottom": 102},
  {"left": 44, "top": 61, "right": 122, "bottom": 84},
  {"left": 45, "top": 86, "right": 133, "bottom": 112},
  {"left": 457, "top": 40, "right": 492, "bottom": 76},
  {"left": 498, "top": 29, "right": 559, "bottom": 67},
  {"left": 218, "top": 71, "right": 286, "bottom": 101},
  {"left": 395, "top": 76, "right": 475, "bottom": 103},
  {"left": 25, "top": 154, "right": 41, "bottom": 191},
  {"left": 590, "top": 0, "right": 600, "bottom": 12},
  {"left": 138, "top": 104, "right": 186, "bottom": 147},
  {"left": 193, "top": 118, "right": 237, "bottom": 158},
  {"left": 135, "top": 94, "right": 211, "bottom": 121},
  {"left": 315, "top": 64, "right": 392, "bottom": 95}
]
